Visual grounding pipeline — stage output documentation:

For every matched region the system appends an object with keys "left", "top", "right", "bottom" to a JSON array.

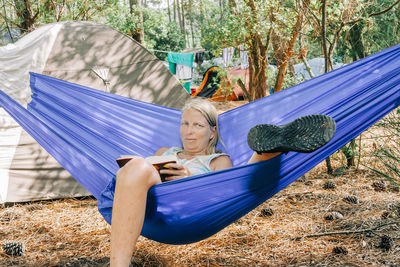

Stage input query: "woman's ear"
[{"left": 210, "top": 126, "right": 216, "bottom": 140}]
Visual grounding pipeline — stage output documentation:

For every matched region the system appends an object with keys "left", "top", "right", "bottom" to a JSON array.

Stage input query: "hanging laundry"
[
  {"left": 167, "top": 52, "right": 194, "bottom": 93},
  {"left": 222, "top": 47, "right": 235, "bottom": 67},
  {"left": 240, "top": 45, "right": 249, "bottom": 69}
]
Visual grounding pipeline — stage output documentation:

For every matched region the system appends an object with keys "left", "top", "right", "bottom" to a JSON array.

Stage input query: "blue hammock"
[{"left": 0, "top": 44, "right": 399, "bottom": 245}]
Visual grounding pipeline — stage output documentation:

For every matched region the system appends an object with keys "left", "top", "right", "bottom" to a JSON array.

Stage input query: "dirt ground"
[{"left": 1, "top": 105, "right": 399, "bottom": 266}]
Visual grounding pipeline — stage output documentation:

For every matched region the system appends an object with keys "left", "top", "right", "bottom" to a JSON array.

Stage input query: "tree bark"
[
  {"left": 48, "top": 0, "right": 66, "bottom": 22},
  {"left": 321, "top": 0, "right": 329, "bottom": 72},
  {"left": 167, "top": 0, "right": 171, "bottom": 23},
  {"left": 248, "top": 35, "right": 268, "bottom": 100},
  {"left": 228, "top": 0, "right": 238, "bottom": 13},
  {"left": 129, "top": 0, "right": 144, "bottom": 44},
  {"left": 320, "top": 0, "right": 334, "bottom": 174},
  {"left": 273, "top": 0, "right": 309, "bottom": 93},
  {"left": 245, "top": 0, "right": 268, "bottom": 100},
  {"left": 349, "top": 23, "right": 366, "bottom": 61},
  {"left": 180, "top": 0, "right": 186, "bottom": 38},
  {"left": 2, "top": 0, "right": 14, "bottom": 42},
  {"left": 298, "top": 34, "right": 314, "bottom": 78},
  {"left": 173, "top": 0, "right": 176, "bottom": 22},
  {"left": 176, "top": 0, "right": 183, "bottom": 32},
  {"left": 188, "top": 0, "right": 195, "bottom": 47},
  {"left": 14, "top": 0, "right": 39, "bottom": 33}
]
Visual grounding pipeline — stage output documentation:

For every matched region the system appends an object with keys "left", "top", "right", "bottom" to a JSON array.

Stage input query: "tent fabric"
[
  {"left": 0, "top": 21, "right": 189, "bottom": 204},
  {"left": 191, "top": 66, "right": 238, "bottom": 101},
  {"left": 0, "top": 44, "right": 399, "bottom": 244}
]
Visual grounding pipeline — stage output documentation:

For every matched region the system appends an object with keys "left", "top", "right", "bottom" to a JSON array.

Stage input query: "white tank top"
[{"left": 162, "top": 147, "right": 228, "bottom": 176}]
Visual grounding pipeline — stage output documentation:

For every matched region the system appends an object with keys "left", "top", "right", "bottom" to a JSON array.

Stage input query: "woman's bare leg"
[
  {"left": 248, "top": 152, "right": 282, "bottom": 163},
  {"left": 110, "top": 157, "right": 161, "bottom": 267}
]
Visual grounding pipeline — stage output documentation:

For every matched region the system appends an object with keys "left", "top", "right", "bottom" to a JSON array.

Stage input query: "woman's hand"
[{"left": 159, "top": 163, "right": 192, "bottom": 181}]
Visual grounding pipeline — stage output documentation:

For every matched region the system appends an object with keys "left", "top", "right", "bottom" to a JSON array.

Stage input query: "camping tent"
[
  {"left": 294, "top": 58, "right": 344, "bottom": 80},
  {"left": 0, "top": 21, "right": 189, "bottom": 204},
  {"left": 191, "top": 66, "right": 251, "bottom": 101}
]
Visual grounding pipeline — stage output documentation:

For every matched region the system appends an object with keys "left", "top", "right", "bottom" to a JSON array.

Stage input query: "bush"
[{"left": 368, "top": 109, "right": 400, "bottom": 185}]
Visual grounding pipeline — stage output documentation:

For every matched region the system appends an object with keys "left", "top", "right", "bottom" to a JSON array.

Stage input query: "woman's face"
[{"left": 180, "top": 108, "right": 216, "bottom": 155}]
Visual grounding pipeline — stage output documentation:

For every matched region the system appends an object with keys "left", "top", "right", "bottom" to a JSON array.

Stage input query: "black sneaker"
[{"left": 247, "top": 115, "right": 336, "bottom": 153}]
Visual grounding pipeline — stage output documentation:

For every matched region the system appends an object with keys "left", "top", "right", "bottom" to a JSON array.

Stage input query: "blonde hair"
[{"left": 182, "top": 97, "right": 221, "bottom": 155}]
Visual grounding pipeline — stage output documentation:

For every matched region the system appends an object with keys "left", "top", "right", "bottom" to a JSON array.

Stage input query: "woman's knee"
[{"left": 116, "top": 157, "right": 160, "bottom": 188}]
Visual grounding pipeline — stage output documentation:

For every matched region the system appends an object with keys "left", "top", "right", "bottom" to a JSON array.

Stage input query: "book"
[{"left": 116, "top": 154, "right": 177, "bottom": 182}]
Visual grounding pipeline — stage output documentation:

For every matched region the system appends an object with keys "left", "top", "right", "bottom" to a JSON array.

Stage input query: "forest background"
[{"left": 1, "top": 0, "right": 399, "bottom": 99}]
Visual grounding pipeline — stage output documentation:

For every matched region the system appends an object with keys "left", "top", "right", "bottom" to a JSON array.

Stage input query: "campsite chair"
[
  {"left": 0, "top": 44, "right": 399, "bottom": 245},
  {"left": 191, "top": 66, "right": 238, "bottom": 101}
]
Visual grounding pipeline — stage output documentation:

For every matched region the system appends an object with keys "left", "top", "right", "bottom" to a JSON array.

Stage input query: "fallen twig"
[
  {"left": 276, "top": 191, "right": 314, "bottom": 198},
  {"left": 296, "top": 221, "right": 400, "bottom": 239}
]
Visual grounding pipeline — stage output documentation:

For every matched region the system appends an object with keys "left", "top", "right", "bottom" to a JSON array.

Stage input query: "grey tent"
[{"left": 0, "top": 21, "right": 189, "bottom": 203}]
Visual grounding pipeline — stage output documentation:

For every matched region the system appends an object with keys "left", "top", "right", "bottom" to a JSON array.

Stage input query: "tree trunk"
[
  {"left": 2, "top": 0, "right": 14, "bottom": 42},
  {"left": 173, "top": 0, "right": 176, "bottom": 22},
  {"left": 129, "top": 0, "right": 144, "bottom": 44},
  {"left": 298, "top": 34, "right": 315, "bottom": 78},
  {"left": 273, "top": 0, "right": 308, "bottom": 92},
  {"left": 180, "top": 0, "right": 186, "bottom": 38},
  {"left": 321, "top": 0, "right": 331, "bottom": 73},
  {"left": 245, "top": 0, "right": 267, "bottom": 100},
  {"left": 349, "top": 23, "right": 366, "bottom": 61},
  {"left": 188, "top": 0, "right": 195, "bottom": 47},
  {"left": 176, "top": 0, "right": 183, "bottom": 32},
  {"left": 248, "top": 35, "right": 268, "bottom": 100},
  {"left": 336, "top": 24, "right": 366, "bottom": 168},
  {"left": 320, "top": 0, "right": 335, "bottom": 173},
  {"left": 14, "top": 0, "right": 39, "bottom": 33},
  {"left": 198, "top": 0, "right": 205, "bottom": 46},
  {"left": 219, "top": 0, "right": 224, "bottom": 19},
  {"left": 228, "top": 0, "right": 238, "bottom": 13},
  {"left": 167, "top": 0, "right": 171, "bottom": 23}
]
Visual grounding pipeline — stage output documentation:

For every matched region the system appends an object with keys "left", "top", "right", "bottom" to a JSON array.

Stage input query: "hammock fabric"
[{"left": 0, "top": 44, "right": 399, "bottom": 245}]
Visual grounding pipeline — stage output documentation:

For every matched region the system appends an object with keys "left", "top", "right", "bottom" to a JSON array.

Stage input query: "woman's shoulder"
[{"left": 209, "top": 154, "right": 232, "bottom": 171}]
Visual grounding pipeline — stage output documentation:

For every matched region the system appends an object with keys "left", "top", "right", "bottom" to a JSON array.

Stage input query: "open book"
[{"left": 116, "top": 155, "right": 177, "bottom": 182}]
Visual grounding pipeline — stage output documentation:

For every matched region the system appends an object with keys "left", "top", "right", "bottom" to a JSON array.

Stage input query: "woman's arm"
[
  {"left": 210, "top": 155, "right": 233, "bottom": 171},
  {"left": 153, "top": 147, "right": 169, "bottom": 156}
]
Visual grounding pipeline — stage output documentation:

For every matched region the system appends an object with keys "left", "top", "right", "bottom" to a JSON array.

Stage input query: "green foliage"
[
  {"left": 199, "top": 0, "right": 296, "bottom": 56},
  {"left": 266, "top": 67, "right": 304, "bottom": 93},
  {"left": 0, "top": 0, "right": 398, "bottom": 98},
  {"left": 340, "top": 139, "right": 358, "bottom": 167},
  {"left": 106, "top": 7, "right": 137, "bottom": 37},
  {"left": 105, "top": 7, "right": 185, "bottom": 60},
  {"left": 142, "top": 9, "right": 185, "bottom": 60},
  {"left": 367, "top": 109, "right": 400, "bottom": 185},
  {"left": 329, "top": 0, "right": 400, "bottom": 63},
  {"left": 215, "top": 68, "right": 238, "bottom": 99},
  {"left": 363, "top": 0, "right": 400, "bottom": 55}
]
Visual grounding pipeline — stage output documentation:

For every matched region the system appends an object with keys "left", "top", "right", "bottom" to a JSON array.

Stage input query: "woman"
[
  {"left": 110, "top": 98, "right": 232, "bottom": 266},
  {"left": 110, "top": 98, "right": 336, "bottom": 266}
]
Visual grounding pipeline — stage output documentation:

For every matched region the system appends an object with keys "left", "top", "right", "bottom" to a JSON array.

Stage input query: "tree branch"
[
  {"left": 345, "top": 0, "right": 400, "bottom": 25},
  {"left": 304, "top": 1, "right": 320, "bottom": 26},
  {"left": 2, "top": 0, "right": 14, "bottom": 42},
  {"left": 237, "top": 78, "right": 251, "bottom": 102}
]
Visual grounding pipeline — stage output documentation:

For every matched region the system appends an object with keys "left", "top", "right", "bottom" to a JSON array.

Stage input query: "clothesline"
[
  {"left": 148, "top": 47, "right": 247, "bottom": 54},
  {"left": 148, "top": 49, "right": 182, "bottom": 54},
  {"left": 148, "top": 49, "right": 210, "bottom": 54},
  {"left": 149, "top": 47, "right": 248, "bottom": 69}
]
